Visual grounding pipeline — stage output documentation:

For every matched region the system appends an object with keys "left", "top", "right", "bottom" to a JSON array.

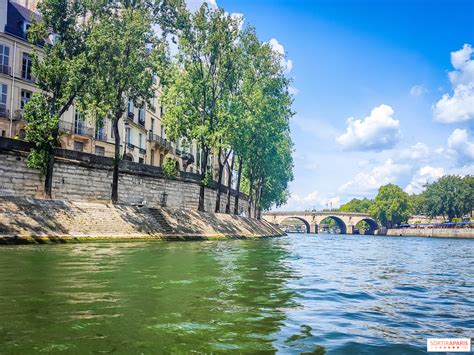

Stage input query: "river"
[{"left": 0, "top": 234, "right": 472, "bottom": 353}]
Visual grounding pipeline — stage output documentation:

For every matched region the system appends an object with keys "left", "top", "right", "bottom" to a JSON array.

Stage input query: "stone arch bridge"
[{"left": 263, "top": 211, "right": 379, "bottom": 234}]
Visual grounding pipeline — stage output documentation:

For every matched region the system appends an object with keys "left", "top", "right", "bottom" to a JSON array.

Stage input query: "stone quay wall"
[
  {"left": 0, "top": 137, "right": 250, "bottom": 215},
  {"left": 387, "top": 228, "right": 474, "bottom": 239}
]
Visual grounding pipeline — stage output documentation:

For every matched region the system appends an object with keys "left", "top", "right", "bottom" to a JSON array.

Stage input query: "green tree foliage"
[
  {"left": 369, "top": 184, "right": 410, "bottom": 228},
  {"left": 79, "top": 0, "right": 166, "bottom": 204},
  {"left": 161, "top": 4, "right": 242, "bottom": 211},
  {"left": 339, "top": 198, "right": 373, "bottom": 213},
  {"left": 423, "top": 175, "right": 473, "bottom": 220},
  {"left": 408, "top": 193, "right": 425, "bottom": 215},
  {"left": 24, "top": 0, "right": 92, "bottom": 195}
]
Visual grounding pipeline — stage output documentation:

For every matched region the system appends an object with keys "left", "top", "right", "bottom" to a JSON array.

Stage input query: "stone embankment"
[
  {"left": 0, "top": 197, "right": 284, "bottom": 244},
  {"left": 387, "top": 228, "right": 474, "bottom": 239}
]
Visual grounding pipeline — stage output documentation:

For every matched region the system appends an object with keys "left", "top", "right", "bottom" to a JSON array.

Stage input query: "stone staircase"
[{"left": 147, "top": 208, "right": 174, "bottom": 234}]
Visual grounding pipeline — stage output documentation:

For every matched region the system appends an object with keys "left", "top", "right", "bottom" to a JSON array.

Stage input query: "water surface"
[{"left": 0, "top": 234, "right": 472, "bottom": 353}]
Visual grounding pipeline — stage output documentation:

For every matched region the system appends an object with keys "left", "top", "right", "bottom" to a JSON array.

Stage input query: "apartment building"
[{"left": 0, "top": 0, "right": 228, "bottom": 182}]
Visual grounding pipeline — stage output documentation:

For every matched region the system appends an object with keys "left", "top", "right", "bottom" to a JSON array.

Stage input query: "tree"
[
  {"left": 24, "top": 0, "right": 93, "bottom": 197},
  {"left": 423, "top": 175, "right": 472, "bottom": 220},
  {"left": 161, "top": 4, "right": 242, "bottom": 212},
  {"left": 339, "top": 198, "right": 372, "bottom": 213},
  {"left": 229, "top": 28, "right": 294, "bottom": 217},
  {"left": 369, "top": 184, "right": 410, "bottom": 228},
  {"left": 408, "top": 193, "right": 425, "bottom": 215},
  {"left": 79, "top": 0, "right": 165, "bottom": 204}
]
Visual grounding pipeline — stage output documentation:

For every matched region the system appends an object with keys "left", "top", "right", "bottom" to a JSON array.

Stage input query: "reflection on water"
[{"left": 0, "top": 234, "right": 473, "bottom": 353}]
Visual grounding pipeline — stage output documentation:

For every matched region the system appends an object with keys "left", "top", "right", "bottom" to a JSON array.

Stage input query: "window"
[
  {"left": 160, "top": 106, "right": 164, "bottom": 117},
  {"left": 139, "top": 157, "right": 144, "bottom": 164},
  {"left": 74, "top": 111, "right": 84, "bottom": 135},
  {"left": 0, "top": 83, "right": 7, "bottom": 116},
  {"left": 160, "top": 125, "right": 164, "bottom": 138},
  {"left": 128, "top": 100, "right": 134, "bottom": 114},
  {"left": 20, "top": 89, "right": 32, "bottom": 109},
  {"left": 95, "top": 125, "right": 106, "bottom": 141},
  {"left": 138, "top": 106, "right": 145, "bottom": 125},
  {"left": 151, "top": 118, "right": 155, "bottom": 134},
  {"left": 111, "top": 123, "right": 114, "bottom": 139},
  {"left": 22, "top": 53, "right": 33, "bottom": 81},
  {"left": 159, "top": 154, "right": 164, "bottom": 167},
  {"left": 125, "top": 127, "right": 131, "bottom": 144},
  {"left": 74, "top": 141, "right": 84, "bottom": 152},
  {"left": 0, "top": 44, "right": 10, "bottom": 74},
  {"left": 151, "top": 149, "right": 155, "bottom": 165},
  {"left": 1, "top": 130, "right": 5, "bottom": 137},
  {"left": 139, "top": 133, "right": 144, "bottom": 149},
  {"left": 95, "top": 146, "right": 105, "bottom": 156}
]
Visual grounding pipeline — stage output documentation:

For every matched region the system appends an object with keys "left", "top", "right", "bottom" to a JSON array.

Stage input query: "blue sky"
[{"left": 190, "top": 0, "right": 474, "bottom": 210}]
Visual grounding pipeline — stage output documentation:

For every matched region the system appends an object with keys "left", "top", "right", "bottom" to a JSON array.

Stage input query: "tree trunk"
[
  {"left": 215, "top": 147, "right": 223, "bottom": 213},
  {"left": 198, "top": 146, "right": 209, "bottom": 212},
  {"left": 247, "top": 174, "right": 254, "bottom": 217},
  {"left": 225, "top": 154, "right": 234, "bottom": 214},
  {"left": 44, "top": 153, "right": 55, "bottom": 198},
  {"left": 233, "top": 156, "right": 242, "bottom": 215},
  {"left": 111, "top": 118, "right": 121, "bottom": 204}
]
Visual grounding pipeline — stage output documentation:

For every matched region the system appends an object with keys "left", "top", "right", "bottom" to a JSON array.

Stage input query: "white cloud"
[
  {"left": 268, "top": 38, "right": 293, "bottom": 73},
  {"left": 447, "top": 128, "right": 474, "bottom": 164},
  {"left": 277, "top": 190, "right": 340, "bottom": 211},
  {"left": 410, "top": 85, "right": 427, "bottom": 97},
  {"left": 336, "top": 104, "right": 401, "bottom": 151},
  {"left": 288, "top": 86, "right": 299, "bottom": 95},
  {"left": 400, "top": 142, "right": 430, "bottom": 160},
  {"left": 434, "top": 44, "right": 474, "bottom": 123},
  {"left": 339, "top": 159, "right": 411, "bottom": 195},
  {"left": 404, "top": 166, "right": 445, "bottom": 194}
]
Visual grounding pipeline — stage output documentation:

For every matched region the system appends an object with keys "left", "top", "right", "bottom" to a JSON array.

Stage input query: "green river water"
[{"left": 0, "top": 234, "right": 473, "bottom": 353}]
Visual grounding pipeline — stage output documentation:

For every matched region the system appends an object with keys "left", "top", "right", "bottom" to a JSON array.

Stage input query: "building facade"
[{"left": 0, "top": 0, "right": 230, "bottom": 180}]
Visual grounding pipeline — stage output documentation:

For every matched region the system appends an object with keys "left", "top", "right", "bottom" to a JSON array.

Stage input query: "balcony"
[
  {"left": 126, "top": 142, "right": 146, "bottom": 155},
  {"left": 13, "top": 109, "right": 24, "bottom": 121},
  {"left": 59, "top": 120, "right": 94, "bottom": 137},
  {"left": 0, "top": 65, "right": 11, "bottom": 76},
  {"left": 0, "top": 107, "right": 10, "bottom": 118},
  {"left": 148, "top": 132, "right": 172, "bottom": 151},
  {"left": 138, "top": 116, "right": 145, "bottom": 126}
]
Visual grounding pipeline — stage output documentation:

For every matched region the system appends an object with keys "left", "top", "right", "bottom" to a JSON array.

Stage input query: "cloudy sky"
[{"left": 192, "top": 0, "right": 474, "bottom": 211}]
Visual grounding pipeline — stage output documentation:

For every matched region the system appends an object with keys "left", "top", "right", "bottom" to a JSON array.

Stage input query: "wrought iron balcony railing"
[
  {"left": 0, "top": 65, "right": 11, "bottom": 76},
  {"left": 0, "top": 107, "right": 10, "bottom": 118},
  {"left": 148, "top": 132, "right": 173, "bottom": 151},
  {"left": 58, "top": 120, "right": 94, "bottom": 137}
]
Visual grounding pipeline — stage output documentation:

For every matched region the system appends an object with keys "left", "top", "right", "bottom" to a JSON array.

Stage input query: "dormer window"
[{"left": 22, "top": 21, "right": 31, "bottom": 37}]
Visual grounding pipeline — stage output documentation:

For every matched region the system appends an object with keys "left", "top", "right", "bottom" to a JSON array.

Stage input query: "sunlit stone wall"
[{"left": 0, "top": 138, "right": 250, "bottom": 215}]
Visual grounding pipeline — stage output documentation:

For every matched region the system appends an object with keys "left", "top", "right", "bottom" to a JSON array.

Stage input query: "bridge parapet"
[{"left": 263, "top": 211, "right": 378, "bottom": 235}]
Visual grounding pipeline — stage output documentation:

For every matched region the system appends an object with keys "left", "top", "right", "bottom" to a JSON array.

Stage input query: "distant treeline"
[{"left": 338, "top": 175, "right": 473, "bottom": 228}]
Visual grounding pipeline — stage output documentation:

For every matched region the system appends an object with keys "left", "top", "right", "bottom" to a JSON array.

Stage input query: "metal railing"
[
  {"left": 0, "top": 107, "right": 10, "bottom": 118},
  {"left": 148, "top": 132, "right": 173, "bottom": 151},
  {"left": 58, "top": 120, "right": 94, "bottom": 137},
  {"left": 13, "top": 109, "right": 25, "bottom": 121},
  {"left": 0, "top": 65, "right": 11, "bottom": 75}
]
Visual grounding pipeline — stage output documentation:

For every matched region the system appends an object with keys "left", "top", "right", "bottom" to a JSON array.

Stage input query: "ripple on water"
[{"left": 0, "top": 234, "right": 472, "bottom": 354}]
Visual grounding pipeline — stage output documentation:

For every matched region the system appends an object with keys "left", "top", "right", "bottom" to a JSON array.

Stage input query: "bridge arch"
[
  {"left": 278, "top": 216, "right": 311, "bottom": 233},
  {"left": 317, "top": 215, "right": 347, "bottom": 234},
  {"left": 354, "top": 217, "right": 379, "bottom": 235}
]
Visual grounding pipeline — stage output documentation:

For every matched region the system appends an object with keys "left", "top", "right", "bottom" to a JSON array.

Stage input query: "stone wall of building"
[{"left": 0, "top": 137, "right": 250, "bottom": 215}]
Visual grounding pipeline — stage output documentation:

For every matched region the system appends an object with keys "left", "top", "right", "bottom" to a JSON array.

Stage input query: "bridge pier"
[
  {"left": 346, "top": 225, "right": 354, "bottom": 235},
  {"left": 311, "top": 223, "right": 318, "bottom": 234}
]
